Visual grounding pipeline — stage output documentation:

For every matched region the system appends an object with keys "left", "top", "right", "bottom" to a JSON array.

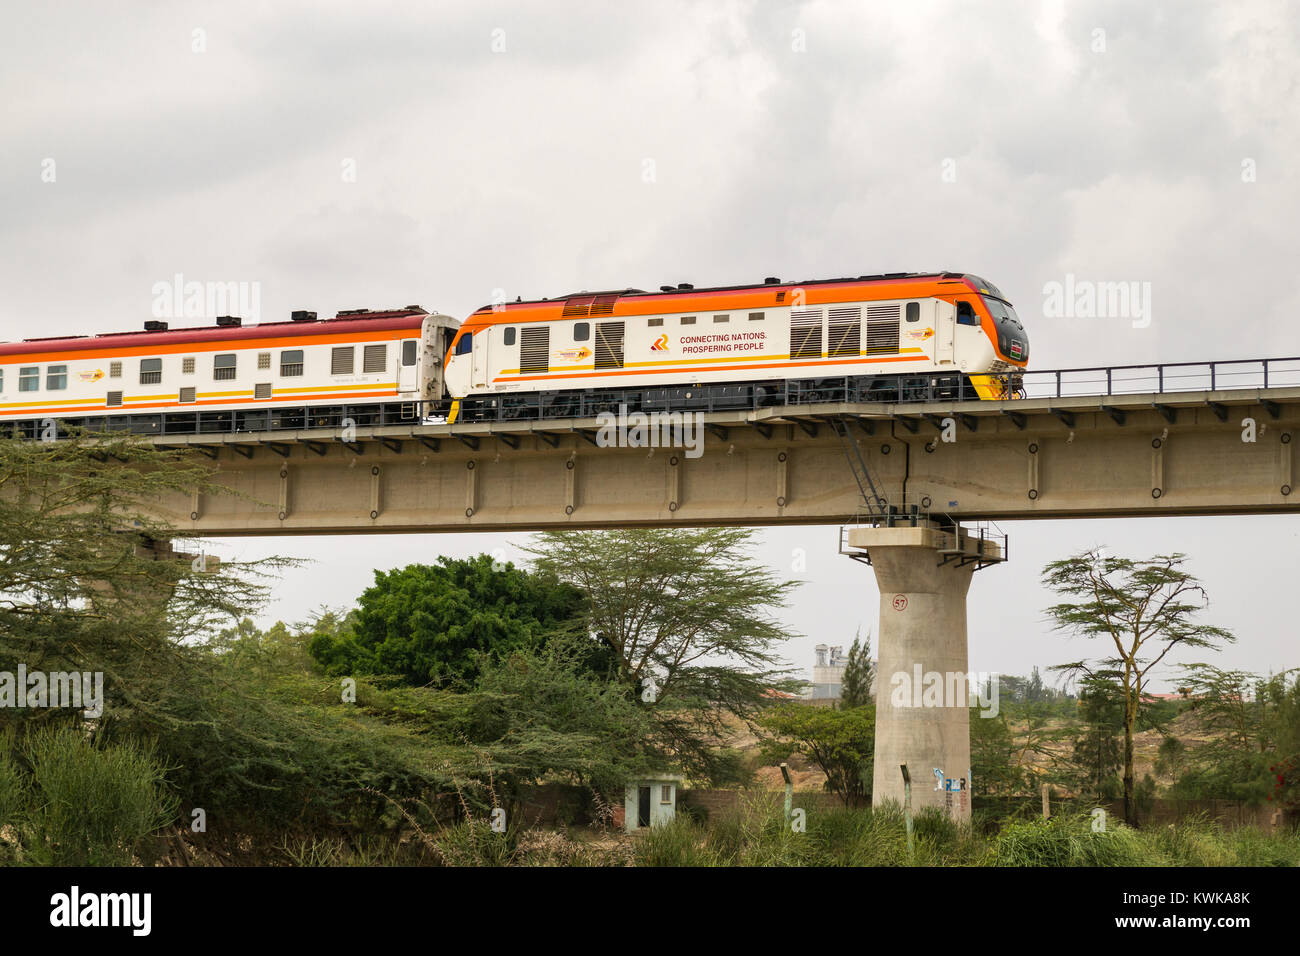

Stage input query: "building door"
[{"left": 638, "top": 786, "right": 652, "bottom": 828}]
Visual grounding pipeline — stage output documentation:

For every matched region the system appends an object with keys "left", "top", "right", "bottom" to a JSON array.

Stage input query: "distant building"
[{"left": 807, "top": 644, "right": 847, "bottom": 700}]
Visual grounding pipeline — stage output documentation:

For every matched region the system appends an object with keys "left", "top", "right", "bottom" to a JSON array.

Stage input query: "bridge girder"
[{"left": 136, "top": 387, "right": 1300, "bottom": 535}]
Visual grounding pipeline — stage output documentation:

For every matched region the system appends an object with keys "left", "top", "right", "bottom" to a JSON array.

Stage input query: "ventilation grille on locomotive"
[
  {"left": 827, "top": 306, "right": 861, "bottom": 356},
  {"left": 589, "top": 294, "right": 618, "bottom": 316},
  {"left": 362, "top": 344, "right": 387, "bottom": 373},
  {"left": 790, "top": 309, "right": 823, "bottom": 358},
  {"left": 595, "top": 321, "right": 624, "bottom": 370},
  {"left": 865, "top": 303, "right": 901, "bottom": 354},
  {"left": 331, "top": 346, "right": 354, "bottom": 375},
  {"left": 520, "top": 326, "right": 550, "bottom": 374},
  {"left": 563, "top": 294, "right": 619, "bottom": 317},
  {"left": 562, "top": 296, "right": 594, "bottom": 317}
]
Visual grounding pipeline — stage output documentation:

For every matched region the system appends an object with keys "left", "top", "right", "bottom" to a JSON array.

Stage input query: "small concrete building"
[{"left": 624, "top": 774, "right": 684, "bottom": 832}]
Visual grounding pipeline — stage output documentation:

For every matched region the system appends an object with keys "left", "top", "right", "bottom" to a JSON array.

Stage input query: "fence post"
[
  {"left": 1041, "top": 783, "right": 1051, "bottom": 820},
  {"left": 780, "top": 763, "right": 793, "bottom": 825}
]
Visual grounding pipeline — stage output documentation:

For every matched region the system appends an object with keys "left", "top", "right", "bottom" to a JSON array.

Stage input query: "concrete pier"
[{"left": 845, "top": 523, "right": 1002, "bottom": 821}]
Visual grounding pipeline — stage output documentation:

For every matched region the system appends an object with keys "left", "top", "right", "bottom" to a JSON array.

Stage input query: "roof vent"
[
  {"left": 590, "top": 294, "right": 619, "bottom": 315},
  {"left": 216, "top": 315, "right": 242, "bottom": 327},
  {"left": 764, "top": 277, "right": 781, "bottom": 284},
  {"left": 291, "top": 310, "right": 317, "bottom": 322},
  {"left": 660, "top": 285, "right": 676, "bottom": 292},
  {"left": 144, "top": 320, "right": 168, "bottom": 331},
  {"left": 562, "top": 295, "right": 595, "bottom": 317},
  {"left": 336, "top": 308, "right": 370, "bottom": 317},
  {"left": 677, "top": 283, "right": 694, "bottom": 290}
]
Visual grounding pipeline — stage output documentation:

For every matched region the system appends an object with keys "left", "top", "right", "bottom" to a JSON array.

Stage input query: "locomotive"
[
  {"left": 0, "top": 272, "right": 1027, "bottom": 435},
  {"left": 444, "top": 271, "right": 1027, "bottom": 421}
]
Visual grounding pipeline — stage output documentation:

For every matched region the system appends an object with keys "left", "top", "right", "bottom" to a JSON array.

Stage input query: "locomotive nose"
[{"left": 995, "top": 319, "right": 1028, "bottom": 363}]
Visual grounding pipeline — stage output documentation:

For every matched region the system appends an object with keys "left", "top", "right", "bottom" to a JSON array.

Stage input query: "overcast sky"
[{"left": 4, "top": 1, "right": 1298, "bottom": 689}]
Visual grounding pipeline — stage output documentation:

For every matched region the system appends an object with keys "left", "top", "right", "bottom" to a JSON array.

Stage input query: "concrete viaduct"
[
  {"left": 157, "top": 386, "right": 1298, "bottom": 534},
  {"left": 140, "top": 361, "right": 1300, "bottom": 820}
]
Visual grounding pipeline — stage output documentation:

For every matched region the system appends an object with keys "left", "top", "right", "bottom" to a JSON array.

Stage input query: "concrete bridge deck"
[{"left": 145, "top": 385, "right": 1300, "bottom": 535}]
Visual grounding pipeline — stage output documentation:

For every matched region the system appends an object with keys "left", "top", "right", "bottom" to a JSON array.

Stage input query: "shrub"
[
  {"left": 636, "top": 818, "right": 721, "bottom": 866},
  {"left": 22, "top": 726, "right": 178, "bottom": 866},
  {"left": 991, "top": 814, "right": 1147, "bottom": 867}
]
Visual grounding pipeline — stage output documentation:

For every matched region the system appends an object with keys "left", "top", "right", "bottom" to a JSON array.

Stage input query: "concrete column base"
[{"left": 846, "top": 524, "right": 1001, "bottom": 822}]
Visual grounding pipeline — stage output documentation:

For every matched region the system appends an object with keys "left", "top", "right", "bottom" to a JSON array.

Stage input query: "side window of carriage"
[{"left": 956, "top": 301, "right": 980, "bottom": 326}]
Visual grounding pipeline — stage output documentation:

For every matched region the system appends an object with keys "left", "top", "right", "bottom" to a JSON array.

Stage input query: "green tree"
[
  {"left": 970, "top": 696, "right": 1072, "bottom": 814},
  {"left": 525, "top": 528, "right": 801, "bottom": 783},
  {"left": 1043, "top": 549, "right": 1234, "bottom": 826},
  {"left": 1154, "top": 735, "right": 1187, "bottom": 779},
  {"left": 758, "top": 703, "right": 875, "bottom": 805},
  {"left": 1068, "top": 675, "right": 1125, "bottom": 803},
  {"left": 308, "top": 555, "right": 588, "bottom": 687},
  {"left": 0, "top": 431, "right": 346, "bottom": 853},
  {"left": 459, "top": 634, "right": 655, "bottom": 799},
  {"left": 0, "top": 429, "right": 286, "bottom": 739},
  {"left": 840, "top": 631, "right": 873, "bottom": 709},
  {"left": 1024, "top": 666, "right": 1046, "bottom": 703},
  {"left": 1171, "top": 665, "right": 1300, "bottom": 809}
]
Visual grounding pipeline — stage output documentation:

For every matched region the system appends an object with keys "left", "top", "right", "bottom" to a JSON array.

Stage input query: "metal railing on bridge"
[
  {"left": 1018, "top": 356, "right": 1300, "bottom": 400},
  {"left": 838, "top": 506, "right": 1008, "bottom": 572}
]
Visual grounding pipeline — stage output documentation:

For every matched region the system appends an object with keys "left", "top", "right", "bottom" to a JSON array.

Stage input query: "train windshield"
[
  {"left": 981, "top": 296, "right": 1023, "bottom": 330},
  {"left": 964, "top": 275, "right": 1006, "bottom": 299}
]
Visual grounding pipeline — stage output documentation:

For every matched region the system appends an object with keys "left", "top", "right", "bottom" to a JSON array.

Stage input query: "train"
[{"left": 0, "top": 272, "right": 1028, "bottom": 436}]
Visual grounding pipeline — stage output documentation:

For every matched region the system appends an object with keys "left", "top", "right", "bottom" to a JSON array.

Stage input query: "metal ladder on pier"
[{"left": 828, "top": 417, "right": 887, "bottom": 519}]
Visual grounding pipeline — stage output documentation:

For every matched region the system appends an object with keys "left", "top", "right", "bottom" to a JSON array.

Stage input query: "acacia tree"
[
  {"left": 1043, "top": 549, "right": 1233, "bottom": 826},
  {"left": 1172, "top": 665, "right": 1300, "bottom": 808},
  {"left": 524, "top": 528, "right": 801, "bottom": 782},
  {"left": 0, "top": 430, "right": 287, "bottom": 733},
  {"left": 0, "top": 430, "right": 317, "bottom": 856}
]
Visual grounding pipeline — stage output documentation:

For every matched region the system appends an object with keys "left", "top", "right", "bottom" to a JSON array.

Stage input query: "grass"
[
  {"left": 627, "top": 801, "right": 1300, "bottom": 868},
  {"left": 137, "top": 805, "right": 1300, "bottom": 866}
]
